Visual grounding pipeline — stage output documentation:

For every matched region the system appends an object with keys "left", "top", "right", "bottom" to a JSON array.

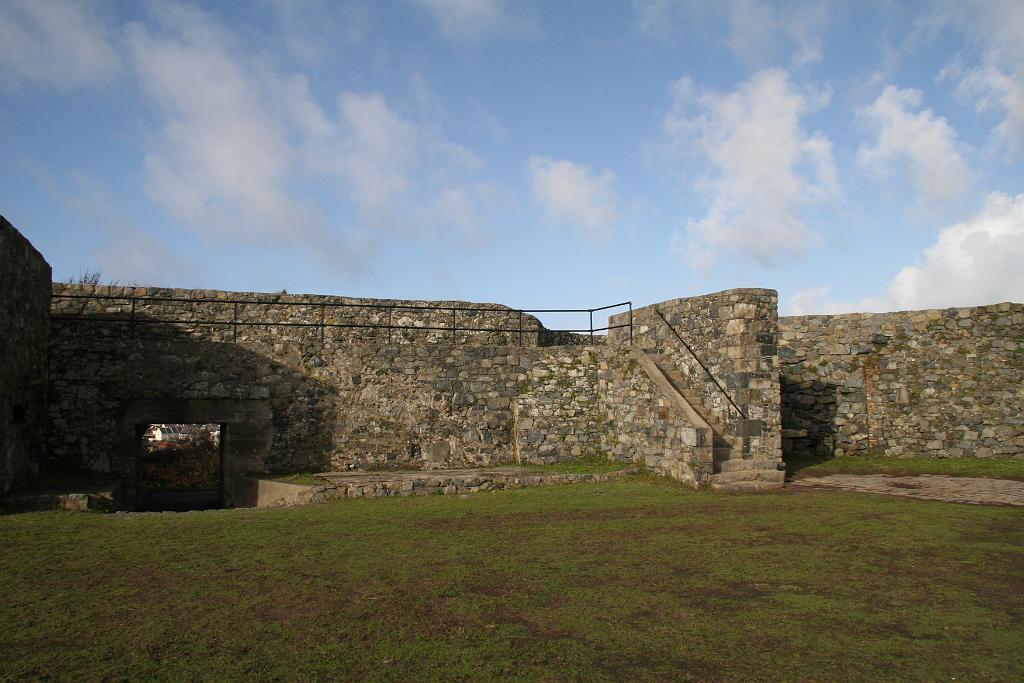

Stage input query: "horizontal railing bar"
[
  {"left": 52, "top": 294, "right": 523, "bottom": 314},
  {"left": 51, "top": 317, "right": 634, "bottom": 333},
  {"left": 56, "top": 317, "right": 614, "bottom": 335},
  {"left": 588, "top": 301, "right": 632, "bottom": 312},
  {"left": 52, "top": 316, "right": 536, "bottom": 333},
  {"left": 51, "top": 292, "right": 631, "bottom": 317}
]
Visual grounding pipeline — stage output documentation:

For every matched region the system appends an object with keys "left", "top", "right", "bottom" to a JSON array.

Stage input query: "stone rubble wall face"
[
  {"left": 0, "top": 217, "right": 51, "bottom": 493},
  {"left": 779, "top": 304, "right": 1024, "bottom": 459},
  {"left": 50, "top": 283, "right": 541, "bottom": 346},
  {"left": 47, "top": 284, "right": 720, "bottom": 480},
  {"left": 598, "top": 348, "right": 710, "bottom": 485},
  {"left": 48, "top": 284, "right": 621, "bottom": 475},
  {"left": 513, "top": 348, "right": 606, "bottom": 463},
  {"left": 608, "top": 289, "right": 783, "bottom": 465}
]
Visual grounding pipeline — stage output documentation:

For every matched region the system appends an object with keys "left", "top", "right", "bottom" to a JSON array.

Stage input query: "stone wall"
[
  {"left": 608, "top": 288, "right": 782, "bottom": 465},
  {"left": 599, "top": 348, "right": 713, "bottom": 484},
  {"left": 47, "top": 282, "right": 727, "bottom": 493},
  {"left": 780, "top": 304, "right": 1024, "bottom": 460},
  {"left": 48, "top": 284, "right": 619, "bottom": 490},
  {"left": 513, "top": 348, "right": 605, "bottom": 463},
  {"left": 0, "top": 217, "right": 51, "bottom": 494}
]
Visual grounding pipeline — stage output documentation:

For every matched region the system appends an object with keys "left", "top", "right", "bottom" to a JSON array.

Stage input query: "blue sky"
[{"left": 2, "top": 0, "right": 1022, "bottom": 327}]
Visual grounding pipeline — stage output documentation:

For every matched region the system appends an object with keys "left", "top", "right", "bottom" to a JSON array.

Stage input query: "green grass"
[
  {"left": 1, "top": 478, "right": 1022, "bottom": 681},
  {"left": 788, "top": 453, "right": 1024, "bottom": 480},
  {"left": 521, "top": 452, "right": 630, "bottom": 474}
]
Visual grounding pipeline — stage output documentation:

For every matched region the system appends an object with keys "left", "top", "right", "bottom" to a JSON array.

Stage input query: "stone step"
[
  {"left": 710, "top": 480, "right": 784, "bottom": 492},
  {"left": 710, "top": 469, "right": 785, "bottom": 484},
  {"left": 715, "top": 458, "right": 778, "bottom": 473}
]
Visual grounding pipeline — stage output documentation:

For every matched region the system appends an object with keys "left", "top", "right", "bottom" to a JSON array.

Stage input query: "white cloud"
[
  {"left": 783, "top": 286, "right": 855, "bottom": 316},
  {"left": 0, "top": 0, "right": 119, "bottom": 89},
  {"left": 124, "top": 3, "right": 492, "bottom": 272},
  {"left": 413, "top": 0, "right": 510, "bottom": 40},
  {"left": 663, "top": 68, "right": 837, "bottom": 271},
  {"left": 857, "top": 85, "right": 970, "bottom": 208},
  {"left": 528, "top": 157, "right": 619, "bottom": 240},
  {"left": 633, "top": 0, "right": 828, "bottom": 68},
  {"left": 946, "top": 62, "right": 1024, "bottom": 159},
  {"left": 322, "top": 90, "right": 491, "bottom": 241},
  {"left": 790, "top": 193, "right": 1024, "bottom": 314},
  {"left": 933, "top": 0, "right": 1024, "bottom": 157},
  {"left": 864, "top": 192, "right": 1024, "bottom": 311},
  {"left": 125, "top": 6, "right": 320, "bottom": 245}
]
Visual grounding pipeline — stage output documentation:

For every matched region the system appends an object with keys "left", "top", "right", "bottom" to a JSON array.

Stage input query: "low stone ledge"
[
  {"left": 1, "top": 485, "right": 123, "bottom": 512},
  {"left": 282, "top": 467, "right": 635, "bottom": 505}
]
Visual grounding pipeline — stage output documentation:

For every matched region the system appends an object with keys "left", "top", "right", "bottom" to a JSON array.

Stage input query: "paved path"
[{"left": 790, "top": 474, "right": 1024, "bottom": 506}]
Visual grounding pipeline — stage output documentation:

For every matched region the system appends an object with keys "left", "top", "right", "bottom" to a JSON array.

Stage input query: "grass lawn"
[
  {"left": 788, "top": 453, "right": 1024, "bottom": 481},
  {"left": 1, "top": 478, "right": 1021, "bottom": 681}
]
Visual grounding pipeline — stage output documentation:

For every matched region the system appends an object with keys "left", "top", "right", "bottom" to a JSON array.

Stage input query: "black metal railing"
[
  {"left": 50, "top": 292, "right": 633, "bottom": 346},
  {"left": 653, "top": 308, "right": 747, "bottom": 420}
]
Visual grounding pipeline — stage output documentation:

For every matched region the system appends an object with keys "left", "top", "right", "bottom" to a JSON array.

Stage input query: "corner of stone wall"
[
  {"left": 598, "top": 346, "right": 712, "bottom": 487},
  {"left": 607, "top": 288, "right": 782, "bottom": 469},
  {"left": 1, "top": 216, "right": 52, "bottom": 493}
]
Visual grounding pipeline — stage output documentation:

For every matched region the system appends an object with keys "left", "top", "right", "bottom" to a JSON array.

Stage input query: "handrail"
[
  {"left": 49, "top": 291, "right": 633, "bottom": 346},
  {"left": 653, "top": 308, "right": 747, "bottom": 420}
]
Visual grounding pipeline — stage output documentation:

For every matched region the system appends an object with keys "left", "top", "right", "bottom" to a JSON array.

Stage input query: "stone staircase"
[{"left": 641, "top": 349, "right": 784, "bottom": 491}]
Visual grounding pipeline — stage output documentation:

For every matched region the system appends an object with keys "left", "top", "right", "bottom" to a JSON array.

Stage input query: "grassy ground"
[
  {"left": 1, "top": 478, "right": 1021, "bottom": 681},
  {"left": 788, "top": 453, "right": 1024, "bottom": 480}
]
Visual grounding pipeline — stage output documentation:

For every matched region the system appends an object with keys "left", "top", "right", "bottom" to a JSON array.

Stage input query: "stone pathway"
[{"left": 790, "top": 474, "right": 1024, "bottom": 506}]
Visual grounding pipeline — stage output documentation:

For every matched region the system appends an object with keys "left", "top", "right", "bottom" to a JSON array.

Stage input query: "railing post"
[
  {"left": 387, "top": 306, "right": 393, "bottom": 343},
  {"left": 518, "top": 310, "right": 523, "bottom": 346},
  {"left": 628, "top": 302, "right": 633, "bottom": 345},
  {"left": 320, "top": 303, "right": 325, "bottom": 343},
  {"left": 589, "top": 309, "right": 593, "bottom": 340},
  {"left": 451, "top": 308, "right": 456, "bottom": 344},
  {"left": 233, "top": 302, "right": 239, "bottom": 342}
]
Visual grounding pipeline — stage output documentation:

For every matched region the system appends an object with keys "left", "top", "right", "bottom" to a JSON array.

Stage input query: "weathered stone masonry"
[
  {"left": 4, "top": 216, "right": 1023, "bottom": 509},
  {"left": 1, "top": 217, "right": 51, "bottom": 494},
  {"left": 45, "top": 283, "right": 777, "bottom": 500},
  {"left": 780, "top": 305, "right": 1024, "bottom": 460}
]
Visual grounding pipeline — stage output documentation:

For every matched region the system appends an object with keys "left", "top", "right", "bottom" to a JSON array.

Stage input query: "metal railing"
[
  {"left": 653, "top": 308, "right": 747, "bottom": 420},
  {"left": 50, "top": 292, "right": 633, "bottom": 346}
]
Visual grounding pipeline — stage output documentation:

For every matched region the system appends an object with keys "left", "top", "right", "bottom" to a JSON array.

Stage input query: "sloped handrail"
[{"left": 653, "top": 308, "right": 747, "bottom": 420}]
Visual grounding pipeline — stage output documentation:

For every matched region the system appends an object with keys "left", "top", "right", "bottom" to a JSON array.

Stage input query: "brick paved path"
[{"left": 790, "top": 474, "right": 1024, "bottom": 506}]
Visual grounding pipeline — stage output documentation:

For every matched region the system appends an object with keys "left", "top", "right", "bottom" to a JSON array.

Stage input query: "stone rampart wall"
[
  {"left": 608, "top": 288, "right": 782, "bottom": 464},
  {"left": 47, "top": 283, "right": 728, "bottom": 490},
  {"left": 599, "top": 349, "right": 712, "bottom": 484},
  {"left": 51, "top": 283, "right": 543, "bottom": 346},
  {"left": 780, "top": 304, "right": 1024, "bottom": 459},
  {"left": 1, "top": 217, "right": 51, "bottom": 493},
  {"left": 48, "top": 284, "right": 620, "bottom": 482}
]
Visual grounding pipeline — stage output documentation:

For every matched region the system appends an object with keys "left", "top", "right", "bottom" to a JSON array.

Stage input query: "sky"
[{"left": 1, "top": 0, "right": 1023, "bottom": 329}]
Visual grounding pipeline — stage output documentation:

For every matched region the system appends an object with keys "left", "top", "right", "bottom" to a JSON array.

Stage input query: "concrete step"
[
  {"left": 710, "top": 480, "right": 784, "bottom": 492},
  {"left": 715, "top": 458, "right": 778, "bottom": 473},
  {"left": 710, "top": 469, "right": 785, "bottom": 484}
]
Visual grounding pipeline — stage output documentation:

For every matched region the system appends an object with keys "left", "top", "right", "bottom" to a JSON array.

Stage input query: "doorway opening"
[{"left": 137, "top": 423, "right": 223, "bottom": 511}]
